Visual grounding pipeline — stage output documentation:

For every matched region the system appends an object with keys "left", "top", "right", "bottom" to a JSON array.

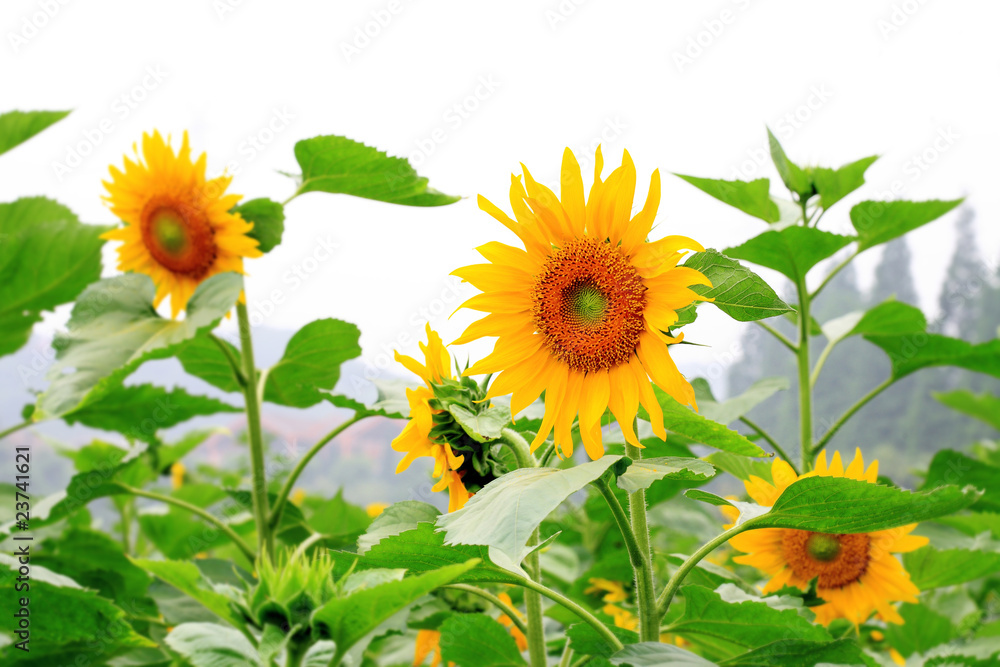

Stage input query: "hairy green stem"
[
  {"left": 812, "top": 378, "right": 894, "bottom": 456},
  {"left": 625, "top": 443, "right": 659, "bottom": 641},
  {"left": 656, "top": 522, "right": 753, "bottom": 616},
  {"left": 594, "top": 478, "right": 646, "bottom": 571},
  {"left": 794, "top": 273, "right": 814, "bottom": 472},
  {"left": 122, "top": 486, "right": 256, "bottom": 563},
  {"left": 236, "top": 302, "right": 273, "bottom": 559},
  {"left": 524, "top": 528, "right": 548, "bottom": 667},
  {"left": 270, "top": 413, "right": 365, "bottom": 529},
  {"left": 516, "top": 576, "right": 624, "bottom": 653},
  {"left": 443, "top": 584, "right": 529, "bottom": 636},
  {"left": 501, "top": 427, "right": 535, "bottom": 470},
  {"left": 739, "top": 417, "right": 798, "bottom": 475},
  {"left": 755, "top": 320, "right": 798, "bottom": 353}
]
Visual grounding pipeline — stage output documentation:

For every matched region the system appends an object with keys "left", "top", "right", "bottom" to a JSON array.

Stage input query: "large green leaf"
[
  {"left": 263, "top": 318, "right": 362, "bottom": 407},
  {"left": 35, "top": 272, "right": 242, "bottom": 420},
  {"left": 0, "top": 197, "right": 107, "bottom": 358},
  {"left": 439, "top": 614, "right": 528, "bottom": 667},
  {"left": 132, "top": 559, "right": 247, "bottom": 629},
  {"left": 820, "top": 300, "right": 926, "bottom": 348},
  {"left": 904, "top": 543, "right": 1000, "bottom": 589},
  {"left": 883, "top": 591, "right": 974, "bottom": 659},
  {"left": 851, "top": 199, "right": 963, "bottom": 250},
  {"left": 163, "top": 622, "right": 260, "bottom": 667},
  {"left": 718, "top": 638, "right": 871, "bottom": 666},
  {"left": 568, "top": 622, "right": 639, "bottom": 659},
  {"left": 436, "top": 457, "right": 622, "bottom": 568},
  {"left": 681, "top": 250, "right": 792, "bottom": 322},
  {"left": 767, "top": 129, "right": 812, "bottom": 198},
  {"left": 922, "top": 450, "right": 1000, "bottom": 513},
  {"left": 610, "top": 642, "right": 714, "bottom": 666},
  {"left": 934, "top": 390, "right": 1000, "bottom": 432},
  {"left": 724, "top": 227, "right": 855, "bottom": 282},
  {"left": 812, "top": 155, "right": 878, "bottom": 210},
  {"left": 697, "top": 377, "right": 789, "bottom": 426},
  {"left": 293, "top": 135, "right": 460, "bottom": 206},
  {"left": 312, "top": 560, "right": 477, "bottom": 666},
  {"left": 306, "top": 489, "right": 372, "bottom": 547},
  {"left": 664, "top": 585, "right": 829, "bottom": 659},
  {"left": 357, "top": 501, "right": 440, "bottom": 554},
  {"left": 347, "top": 523, "right": 522, "bottom": 584},
  {"left": 641, "top": 387, "right": 765, "bottom": 457},
  {"left": 61, "top": 383, "right": 239, "bottom": 443},
  {"left": 176, "top": 334, "right": 243, "bottom": 393},
  {"left": 0, "top": 555, "right": 154, "bottom": 662},
  {"left": 674, "top": 175, "right": 780, "bottom": 223},
  {"left": 0, "top": 109, "right": 70, "bottom": 156},
  {"left": 616, "top": 456, "right": 715, "bottom": 493},
  {"left": 233, "top": 198, "right": 284, "bottom": 253},
  {"left": 865, "top": 333, "right": 1000, "bottom": 381}
]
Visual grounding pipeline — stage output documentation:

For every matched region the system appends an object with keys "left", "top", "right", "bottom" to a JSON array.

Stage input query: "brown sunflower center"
[
  {"left": 531, "top": 238, "right": 646, "bottom": 373},
  {"left": 140, "top": 197, "right": 217, "bottom": 278},
  {"left": 782, "top": 530, "right": 870, "bottom": 589}
]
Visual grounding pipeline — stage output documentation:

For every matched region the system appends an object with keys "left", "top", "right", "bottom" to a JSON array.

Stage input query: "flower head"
[
  {"left": 102, "top": 131, "right": 261, "bottom": 318},
  {"left": 453, "top": 147, "right": 710, "bottom": 459},
  {"left": 495, "top": 592, "right": 528, "bottom": 652},
  {"left": 723, "top": 449, "right": 929, "bottom": 626}
]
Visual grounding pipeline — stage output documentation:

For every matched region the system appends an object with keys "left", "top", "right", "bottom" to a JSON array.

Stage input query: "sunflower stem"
[
  {"left": 442, "top": 584, "right": 529, "bottom": 636},
  {"left": 625, "top": 442, "right": 659, "bottom": 641},
  {"left": 739, "top": 417, "right": 798, "bottom": 475},
  {"left": 0, "top": 420, "right": 31, "bottom": 442},
  {"left": 594, "top": 477, "right": 646, "bottom": 571},
  {"left": 793, "top": 202, "right": 815, "bottom": 473},
  {"left": 524, "top": 527, "right": 548, "bottom": 667},
  {"left": 516, "top": 574, "right": 623, "bottom": 654},
  {"left": 500, "top": 427, "right": 535, "bottom": 471},
  {"left": 236, "top": 301, "right": 273, "bottom": 560}
]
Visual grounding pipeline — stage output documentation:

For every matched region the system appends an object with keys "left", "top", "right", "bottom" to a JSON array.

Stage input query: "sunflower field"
[{"left": 1, "top": 108, "right": 999, "bottom": 667}]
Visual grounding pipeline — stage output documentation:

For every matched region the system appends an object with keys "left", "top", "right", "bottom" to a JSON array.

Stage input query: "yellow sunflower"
[
  {"left": 722, "top": 449, "right": 928, "bottom": 626},
  {"left": 413, "top": 629, "right": 453, "bottom": 667},
  {"left": 495, "top": 592, "right": 528, "bottom": 652},
  {"left": 585, "top": 578, "right": 637, "bottom": 631},
  {"left": 392, "top": 325, "right": 471, "bottom": 513},
  {"left": 102, "top": 131, "right": 262, "bottom": 318},
  {"left": 452, "top": 147, "right": 710, "bottom": 459}
]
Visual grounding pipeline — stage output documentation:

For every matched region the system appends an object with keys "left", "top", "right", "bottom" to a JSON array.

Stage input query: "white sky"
[{"left": 3, "top": 0, "right": 999, "bottom": 389}]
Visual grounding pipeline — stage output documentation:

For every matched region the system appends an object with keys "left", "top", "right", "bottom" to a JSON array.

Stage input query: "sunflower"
[
  {"left": 413, "top": 629, "right": 453, "bottom": 667},
  {"left": 452, "top": 147, "right": 710, "bottom": 459},
  {"left": 495, "top": 592, "right": 528, "bottom": 652},
  {"left": 392, "top": 325, "right": 472, "bottom": 513},
  {"left": 585, "top": 578, "right": 638, "bottom": 631},
  {"left": 722, "top": 450, "right": 928, "bottom": 626},
  {"left": 102, "top": 131, "right": 262, "bottom": 318}
]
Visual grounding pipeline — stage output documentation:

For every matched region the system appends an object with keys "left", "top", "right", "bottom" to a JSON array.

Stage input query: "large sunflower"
[
  {"left": 392, "top": 325, "right": 471, "bottom": 513},
  {"left": 452, "top": 147, "right": 710, "bottom": 459},
  {"left": 723, "top": 450, "right": 928, "bottom": 626},
  {"left": 102, "top": 131, "right": 262, "bottom": 318}
]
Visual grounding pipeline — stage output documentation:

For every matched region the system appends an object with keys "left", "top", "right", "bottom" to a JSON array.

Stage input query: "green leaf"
[
  {"left": 0, "top": 197, "right": 107, "bottom": 358},
  {"left": 232, "top": 198, "right": 284, "bottom": 253},
  {"left": 569, "top": 622, "right": 639, "bottom": 659},
  {"left": 358, "top": 501, "right": 440, "bottom": 554},
  {"left": 436, "top": 457, "right": 622, "bottom": 568},
  {"left": 447, "top": 403, "right": 511, "bottom": 443},
  {"left": 132, "top": 559, "right": 247, "bottom": 629},
  {"left": 749, "top": 475, "right": 983, "bottom": 533},
  {"left": 616, "top": 457, "right": 715, "bottom": 493},
  {"left": 767, "top": 128, "right": 812, "bottom": 198},
  {"left": 664, "top": 585, "right": 829, "bottom": 659},
  {"left": 883, "top": 593, "right": 968, "bottom": 658},
  {"left": 820, "top": 300, "right": 926, "bottom": 348},
  {"left": 812, "top": 155, "right": 878, "bottom": 210},
  {"left": 718, "top": 638, "right": 870, "bottom": 666},
  {"left": 851, "top": 199, "right": 963, "bottom": 250},
  {"left": 0, "top": 554, "right": 154, "bottom": 661},
  {"left": 922, "top": 450, "right": 1000, "bottom": 513},
  {"left": 439, "top": 614, "right": 528, "bottom": 667},
  {"left": 263, "top": 318, "right": 362, "bottom": 407},
  {"left": 934, "top": 390, "right": 1000, "bottom": 431},
  {"left": 306, "top": 489, "right": 372, "bottom": 546},
  {"left": 725, "top": 227, "right": 855, "bottom": 282},
  {"left": 704, "top": 452, "right": 773, "bottom": 484},
  {"left": 699, "top": 377, "right": 789, "bottom": 426},
  {"left": 865, "top": 333, "right": 1000, "bottom": 381},
  {"left": 35, "top": 272, "right": 242, "bottom": 420},
  {"left": 347, "top": 523, "right": 522, "bottom": 584},
  {"left": 312, "top": 560, "right": 478, "bottom": 666},
  {"left": 164, "top": 622, "right": 260, "bottom": 667},
  {"left": 783, "top": 306, "right": 823, "bottom": 337},
  {"left": 61, "top": 384, "right": 239, "bottom": 443},
  {"left": 904, "top": 543, "right": 1000, "bottom": 589},
  {"left": 610, "top": 642, "right": 715, "bottom": 666},
  {"left": 293, "top": 135, "right": 460, "bottom": 206},
  {"left": 682, "top": 250, "right": 792, "bottom": 322},
  {"left": 674, "top": 175, "right": 780, "bottom": 223},
  {"left": 641, "top": 387, "right": 766, "bottom": 457},
  {"left": 176, "top": 334, "right": 243, "bottom": 393},
  {"left": 0, "top": 109, "right": 70, "bottom": 156}
]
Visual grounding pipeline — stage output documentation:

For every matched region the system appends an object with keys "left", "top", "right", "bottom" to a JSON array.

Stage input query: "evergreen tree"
[{"left": 870, "top": 238, "right": 919, "bottom": 307}]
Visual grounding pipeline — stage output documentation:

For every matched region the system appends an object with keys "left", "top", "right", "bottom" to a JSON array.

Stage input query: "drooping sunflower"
[
  {"left": 102, "top": 131, "right": 262, "bottom": 318},
  {"left": 722, "top": 450, "right": 928, "bottom": 626},
  {"left": 391, "top": 325, "right": 472, "bottom": 513},
  {"left": 452, "top": 147, "right": 710, "bottom": 459}
]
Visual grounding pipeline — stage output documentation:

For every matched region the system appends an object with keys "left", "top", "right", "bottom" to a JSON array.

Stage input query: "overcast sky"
[{"left": 4, "top": 0, "right": 998, "bottom": 390}]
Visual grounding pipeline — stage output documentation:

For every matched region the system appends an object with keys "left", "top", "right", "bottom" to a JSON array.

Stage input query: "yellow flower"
[
  {"left": 366, "top": 502, "right": 388, "bottom": 518},
  {"left": 170, "top": 462, "right": 185, "bottom": 490},
  {"left": 453, "top": 147, "right": 710, "bottom": 459},
  {"left": 585, "top": 578, "right": 629, "bottom": 603},
  {"left": 722, "top": 449, "right": 929, "bottom": 626},
  {"left": 889, "top": 647, "right": 906, "bottom": 666},
  {"left": 290, "top": 489, "right": 307, "bottom": 507},
  {"left": 413, "top": 629, "right": 454, "bottom": 667},
  {"left": 603, "top": 604, "right": 638, "bottom": 631},
  {"left": 102, "top": 131, "right": 262, "bottom": 318},
  {"left": 392, "top": 325, "right": 471, "bottom": 513},
  {"left": 496, "top": 592, "right": 528, "bottom": 652}
]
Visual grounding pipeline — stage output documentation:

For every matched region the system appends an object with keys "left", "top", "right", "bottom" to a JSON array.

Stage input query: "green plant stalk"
[
  {"left": 739, "top": 417, "right": 799, "bottom": 475},
  {"left": 812, "top": 377, "right": 894, "bottom": 456},
  {"left": 443, "top": 584, "right": 529, "bottom": 635},
  {"left": 524, "top": 527, "right": 548, "bottom": 667},
  {"left": 625, "top": 443, "right": 659, "bottom": 641},
  {"left": 501, "top": 427, "right": 535, "bottom": 470},
  {"left": 516, "top": 575, "right": 624, "bottom": 653},
  {"left": 270, "top": 413, "right": 365, "bottom": 529},
  {"left": 594, "top": 478, "right": 646, "bottom": 571},
  {"left": 119, "top": 498, "right": 133, "bottom": 556},
  {"left": 0, "top": 420, "right": 31, "bottom": 442},
  {"left": 236, "top": 301, "right": 273, "bottom": 559},
  {"left": 794, "top": 275, "right": 814, "bottom": 472},
  {"left": 656, "top": 521, "right": 753, "bottom": 616},
  {"left": 122, "top": 485, "right": 256, "bottom": 563}
]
